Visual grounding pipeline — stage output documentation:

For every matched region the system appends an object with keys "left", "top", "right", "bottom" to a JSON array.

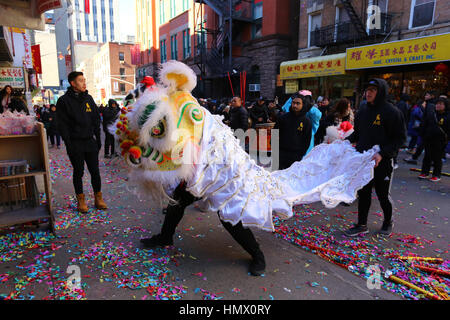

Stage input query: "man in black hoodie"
[
  {"left": 103, "top": 99, "right": 120, "bottom": 158},
  {"left": 274, "top": 92, "right": 312, "bottom": 170},
  {"left": 56, "top": 71, "right": 107, "bottom": 213},
  {"left": 345, "top": 79, "right": 406, "bottom": 237}
]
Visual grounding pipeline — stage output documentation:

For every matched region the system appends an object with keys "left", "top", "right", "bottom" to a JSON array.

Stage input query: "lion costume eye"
[
  {"left": 178, "top": 102, "right": 204, "bottom": 127},
  {"left": 150, "top": 119, "right": 166, "bottom": 138}
]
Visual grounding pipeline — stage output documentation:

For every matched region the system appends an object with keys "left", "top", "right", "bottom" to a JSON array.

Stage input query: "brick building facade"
[
  {"left": 286, "top": 0, "right": 450, "bottom": 103},
  {"left": 92, "top": 42, "right": 135, "bottom": 104},
  {"left": 135, "top": 0, "right": 300, "bottom": 100}
]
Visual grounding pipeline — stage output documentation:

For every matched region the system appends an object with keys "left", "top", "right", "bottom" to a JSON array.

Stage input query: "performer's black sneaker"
[
  {"left": 249, "top": 251, "right": 266, "bottom": 276},
  {"left": 344, "top": 224, "right": 369, "bottom": 237},
  {"left": 140, "top": 234, "right": 173, "bottom": 248},
  {"left": 378, "top": 221, "right": 394, "bottom": 237}
]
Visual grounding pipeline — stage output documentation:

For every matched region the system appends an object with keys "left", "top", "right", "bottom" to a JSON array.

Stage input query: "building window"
[
  {"left": 409, "top": 0, "right": 435, "bottom": 29},
  {"left": 196, "top": 22, "right": 207, "bottom": 54},
  {"left": 109, "top": 0, "right": 114, "bottom": 41},
  {"left": 160, "top": 39, "right": 167, "bottom": 63},
  {"left": 120, "top": 83, "right": 126, "bottom": 93},
  {"left": 93, "top": 0, "right": 98, "bottom": 41},
  {"left": 85, "top": 11, "right": 90, "bottom": 38},
  {"left": 183, "top": 29, "right": 191, "bottom": 59},
  {"left": 308, "top": 13, "right": 322, "bottom": 47},
  {"left": 171, "top": 34, "right": 178, "bottom": 60},
  {"left": 253, "top": 1, "right": 263, "bottom": 19},
  {"left": 160, "top": 0, "right": 165, "bottom": 23},
  {"left": 119, "top": 52, "right": 125, "bottom": 61},
  {"left": 183, "top": 0, "right": 189, "bottom": 11},
  {"left": 120, "top": 68, "right": 125, "bottom": 80},
  {"left": 252, "top": 1, "right": 263, "bottom": 39},
  {"left": 101, "top": 0, "right": 107, "bottom": 42},
  {"left": 75, "top": 0, "right": 82, "bottom": 40},
  {"left": 170, "top": 0, "right": 176, "bottom": 18}
]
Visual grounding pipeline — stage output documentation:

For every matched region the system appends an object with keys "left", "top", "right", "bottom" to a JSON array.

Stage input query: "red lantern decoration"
[{"left": 434, "top": 63, "right": 449, "bottom": 76}]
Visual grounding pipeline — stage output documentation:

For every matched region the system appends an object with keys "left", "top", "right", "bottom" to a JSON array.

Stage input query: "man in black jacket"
[
  {"left": 419, "top": 97, "right": 449, "bottom": 182},
  {"left": 249, "top": 97, "right": 269, "bottom": 128},
  {"left": 345, "top": 79, "right": 406, "bottom": 237},
  {"left": 103, "top": 99, "right": 120, "bottom": 158},
  {"left": 56, "top": 71, "right": 107, "bottom": 213},
  {"left": 229, "top": 96, "right": 249, "bottom": 131},
  {"left": 274, "top": 93, "right": 312, "bottom": 170}
]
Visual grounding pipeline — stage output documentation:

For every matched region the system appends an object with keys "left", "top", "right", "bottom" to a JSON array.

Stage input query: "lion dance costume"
[{"left": 114, "top": 61, "right": 378, "bottom": 275}]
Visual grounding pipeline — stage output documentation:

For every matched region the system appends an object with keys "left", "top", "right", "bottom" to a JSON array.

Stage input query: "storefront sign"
[
  {"left": 280, "top": 53, "right": 346, "bottom": 80},
  {"left": 0, "top": 67, "right": 25, "bottom": 88},
  {"left": 285, "top": 80, "right": 299, "bottom": 94},
  {"left": 346, "top": 33, "right": 450, "bottom": 70},
  {"left": 37, "top": 0, "right": 63, "bottom": 15}
]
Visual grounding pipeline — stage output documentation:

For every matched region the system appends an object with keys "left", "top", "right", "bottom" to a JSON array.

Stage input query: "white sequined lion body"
[{"left": 114, "top": 61, "right": 377, "bottom": 232}]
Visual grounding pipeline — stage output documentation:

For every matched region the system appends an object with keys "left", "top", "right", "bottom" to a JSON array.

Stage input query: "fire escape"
[
  {"left": 193, "top": 0, "right": 254, "bottom": 79},
  {"left": 310, "top": 0, "right": 393, "bottom": 50}
]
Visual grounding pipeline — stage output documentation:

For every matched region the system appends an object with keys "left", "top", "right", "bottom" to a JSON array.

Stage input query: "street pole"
[{"left": 67, "top": 0, "right": 76, "bottom": 72}]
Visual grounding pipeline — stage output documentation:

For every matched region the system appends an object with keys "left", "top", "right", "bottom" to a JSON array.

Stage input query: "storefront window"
[{"left": 368, "top": 69, "right": 448, "bottom": 104}]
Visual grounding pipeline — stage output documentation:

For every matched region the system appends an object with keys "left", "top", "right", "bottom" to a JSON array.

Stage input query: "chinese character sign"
[
  {"left": 346, "top": 33, "right": 450, "bottom": 70},
  {"left": 37, "top": 0, "right": 62, "bottom": 15},
  {"left": 31, "top": 45, "right": 43, "bottom": 74},
  {"left": 22, "top": 32, "right": 33, "bottom": 69},
  {"left": 280, "top": 53, "right": 346, "bottom": 80},
  {"left": 0, "top": 67, "right": 25, "bottom": 88}
]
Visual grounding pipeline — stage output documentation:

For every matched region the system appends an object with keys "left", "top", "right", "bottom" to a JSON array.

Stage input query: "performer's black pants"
[
  {"left": 67, "top": 140, "right": 102, "bottom": 195},
  {"left": 412, "top": 140, "right": 425, "bottom": 160},
  {"left": 357, "top": 159, "right": 394, "bottom": 226},
  {"left": 104, "top": 131, "right": 115, "bottom": 156},
  {"left": 422, "top": 141, "right": 445, "bottom": 178},
  {"left": 160, "top": 183, "right": 263, "bottom": 258}
]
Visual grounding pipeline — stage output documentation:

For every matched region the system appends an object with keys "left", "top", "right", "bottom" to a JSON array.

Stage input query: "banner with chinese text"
[
  {"left": 280, "top": 53, "right": 346, "bottom": 80},
  {"left": 0, "top": 67, "right": 25, "bottom": 88},
  {"left": 346, "top": 33, "right": 450, "bottom": 70},
  {"left": 31, "top": 45, "right": 42, "bottom": 74}
]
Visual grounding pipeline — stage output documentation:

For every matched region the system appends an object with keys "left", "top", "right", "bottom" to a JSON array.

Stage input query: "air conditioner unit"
[{"left": 249, "top": 84, "right": 260, "bottom": 92}]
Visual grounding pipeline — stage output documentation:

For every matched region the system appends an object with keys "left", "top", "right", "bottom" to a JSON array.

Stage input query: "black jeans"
[
  {"left": 104, "top": 131, "right": 115, "bottom": 156},
  {"left": 160, "top": 183, "right": 263, "bottom": 258},
  {"left": 357, "top": 159, "right": 394, "bottom": 226},
  {"left": 67, "top": 140, "right": 102, "bottom": 195},
  {"left": 412, "top": 140, "right": 424, "bottom": 160},
  {"left": 422, "top": 141, "right": 445, "bottom": 178},
  {"left": 49, "top": 133, "right": 61, "bottom": 146}
]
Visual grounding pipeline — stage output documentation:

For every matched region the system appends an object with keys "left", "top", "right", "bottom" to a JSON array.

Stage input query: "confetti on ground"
[{"left": 274, "top": 205, "right": 450, "bottom": 300}]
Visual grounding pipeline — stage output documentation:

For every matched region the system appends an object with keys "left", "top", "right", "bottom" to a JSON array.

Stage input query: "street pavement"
[{"left": 0, "top": 145, "right": 448, "bottom": 300}]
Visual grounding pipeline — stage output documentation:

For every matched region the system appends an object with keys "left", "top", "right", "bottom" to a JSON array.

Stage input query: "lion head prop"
[{"left": 113, "top": 61, "right": 206, "bottom": 203}]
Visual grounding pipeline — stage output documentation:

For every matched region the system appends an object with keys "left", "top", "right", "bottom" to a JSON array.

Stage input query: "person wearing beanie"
[{"left": 275, "top": 92, "right": 313, "bottom": 169}]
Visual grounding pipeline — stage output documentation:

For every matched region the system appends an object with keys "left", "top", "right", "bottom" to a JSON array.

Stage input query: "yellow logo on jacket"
[
  {"left": 439, "top": 118, "right": 444, "bottom": 126},
  {"left": 297, "top": 122, "right": 303, "bottom": 131},
  {"left": 86, "top": 103, "right": 92, "bottom": 112},
  {"left": 373, "top": 114, "right": 381, "bottom": 125}
]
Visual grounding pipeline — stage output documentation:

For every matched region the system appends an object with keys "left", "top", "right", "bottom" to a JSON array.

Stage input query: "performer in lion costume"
[{"left": 114, "top": 61, "right": 378, "bottom": 276}]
